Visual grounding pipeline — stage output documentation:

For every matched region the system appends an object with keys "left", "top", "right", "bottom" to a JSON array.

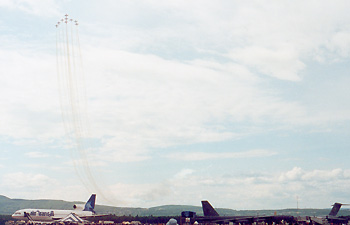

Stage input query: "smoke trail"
[
  {"left": 55, "top": 15, "right": 110, "bottom": 202},
  {"left": 57, "top": 18, "right": 87, "bottom": 189}
]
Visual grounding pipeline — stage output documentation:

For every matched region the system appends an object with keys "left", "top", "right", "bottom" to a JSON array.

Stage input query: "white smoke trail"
[{"left": 55, "top": 15, "right": 112, "bottom": 203}]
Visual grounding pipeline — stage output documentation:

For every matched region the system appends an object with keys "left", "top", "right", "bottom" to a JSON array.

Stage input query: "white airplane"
[{"left": 12, "top": 194, "right": 99, "bottom": 222}]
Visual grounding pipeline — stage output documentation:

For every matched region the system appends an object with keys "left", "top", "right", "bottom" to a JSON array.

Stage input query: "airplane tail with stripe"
[{"left": 84, "top": 194, "right": 96, "bottom": 212}]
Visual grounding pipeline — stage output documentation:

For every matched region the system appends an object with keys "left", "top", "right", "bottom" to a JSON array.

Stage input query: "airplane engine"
[{"left": 73, "top": 204, "right": 85, "bottom": 210}]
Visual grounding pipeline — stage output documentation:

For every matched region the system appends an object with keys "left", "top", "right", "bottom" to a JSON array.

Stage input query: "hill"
[{"left": 1, "top": 195, "right": 350, "bottom": 217}]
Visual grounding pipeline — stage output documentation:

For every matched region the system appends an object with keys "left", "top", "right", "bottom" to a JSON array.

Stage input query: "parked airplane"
[
  {"left": 308, "top": 203, "right": 349, "bottom": 225},
  {"left": 181, "top": 200, "right": 294, "bottom": 224},
  {"left": 201, "top": 200, "right": 294, "bottom": 224},
  {"left": 12, "top": 194, "right": 100, "bottom": 222}
]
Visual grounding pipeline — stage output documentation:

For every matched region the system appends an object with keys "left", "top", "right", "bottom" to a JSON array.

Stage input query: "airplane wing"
[
  {"left": 310, "top": 215, "right": 349, "bottom": 225},
  {"left": 309, "top": 217, "right": 326, "bottom": 225},
  {"left": 81, "top": 214, "right": 110, "bottom": 219},
  {"left": 197, "top": 215, "right": 294, "bottom": 224},
  {"left": 196, "top": 215, "right": 273, "bottom": 224},
  {"left": 51, "top": 213, "right": 109, "bottom": 222},
  {"left": 58, "top": 213, "right": 88, "bottom": 223}
]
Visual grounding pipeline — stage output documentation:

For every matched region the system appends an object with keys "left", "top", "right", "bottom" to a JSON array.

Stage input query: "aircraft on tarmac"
[
  {"left": 199, "top": 201, "right": 350, "bottom": 225},
  {"left": 181, "top": 200, "right": 294, "bottom": 224},
  {"left": 201, "top": 200, "right": 294, "bottom": 224},
  {"left": 308, "top": 203, "right": 350, "bottom": 225},
  {"left": 12, "top": 194, "right": 102, "bottom": 223}
]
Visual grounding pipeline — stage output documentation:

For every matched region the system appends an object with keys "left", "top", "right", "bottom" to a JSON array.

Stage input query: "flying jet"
[{"left": 12, "top": 194, "right": 101, "bottom": 223}]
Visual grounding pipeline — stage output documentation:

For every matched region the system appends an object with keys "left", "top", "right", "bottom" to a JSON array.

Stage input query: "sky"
[{"left": 0, "top": 0, "right": 350, "bottom": 211}]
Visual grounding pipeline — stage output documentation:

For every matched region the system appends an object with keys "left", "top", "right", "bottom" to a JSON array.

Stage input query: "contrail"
[{"left": 55, "top": 14, "right": 111, "bottom": 203}]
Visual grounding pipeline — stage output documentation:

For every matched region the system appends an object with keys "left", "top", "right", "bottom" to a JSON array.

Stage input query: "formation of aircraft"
[{"left": 11, "top": 194, "right": 102, "bottom": 223}]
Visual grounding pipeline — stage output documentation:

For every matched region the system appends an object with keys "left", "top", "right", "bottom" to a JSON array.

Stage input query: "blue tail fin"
[{"left": 84, "top": 194, "right": 96, "bottom": 212}]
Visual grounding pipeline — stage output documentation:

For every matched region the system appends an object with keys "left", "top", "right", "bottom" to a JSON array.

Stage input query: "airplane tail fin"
[
  {"left": 329, "top": 203, "right": 342, "bottom": 216},
  {"left": 201, "top": 200, "right": 220, "bottom": 217},
  {"left": 84, "top": 194, "right": 96, "bottom": 212}
]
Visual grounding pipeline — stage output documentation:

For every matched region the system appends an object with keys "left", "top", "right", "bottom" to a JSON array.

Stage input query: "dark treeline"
[
  {"left": 0, "top": 214, "right": 180, "bottom": 225},
  {"left": 0, "top": 215, "right": 12, "bottom": 225},
  {"left": 89, "top": 215, "right": 181, "bottom": 223}
]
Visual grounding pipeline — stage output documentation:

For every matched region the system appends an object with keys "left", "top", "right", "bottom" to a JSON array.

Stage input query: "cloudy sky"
[{"left": 1, "top": 0, "right": 350, "bottom": 210}]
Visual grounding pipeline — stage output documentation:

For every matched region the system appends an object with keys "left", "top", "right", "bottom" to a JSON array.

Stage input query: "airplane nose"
[{"left": 12, "top": 211, "right": 21, "bottom": 219}]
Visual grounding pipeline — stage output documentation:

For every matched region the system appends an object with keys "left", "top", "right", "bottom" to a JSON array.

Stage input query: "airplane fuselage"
[{"left": 12, "top": 209, "right": 93, "bottom": 221}]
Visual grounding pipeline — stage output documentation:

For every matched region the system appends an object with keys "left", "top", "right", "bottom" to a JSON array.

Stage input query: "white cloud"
[
  {"left": 104, "top": 167, "right": 350, "bottom": 208},
  {"left": 167, "top": 149, "right": 277, "bottom": 161},
  {"left": 1, "top": 0, "right": 350, "bottom": 209},
  {"left": 279, "top": 167, "right": 303, "bottom": 181},
  {"left": 279, "top": 167, "right": 346, "bottom": 182},
  {"left": 0, "top": 0, "right": 60, "bottom": 17},
  {"left": 79, "top": 47, "right": 320, "bottom": 162},
  {"left": 107, "top": 182, "right": 172, "bottom": 206},
  {"left": 2, "top": 172, "right": 57, "bottom": 189},
  {"left": 66, "top": 157, "right": 107, "bottom": 168},
  {"left": 327, "top": 31, "right": 350, "bottom": 58},
  {"left": 229, "top": 46, "right": 305, "bottom": 81},
  {"left": 92, "top": 136, "right": 152, "bottom": 163},
  {"left": 301, "top": 168, "right": 343, "bottom": 181},
  {"left": 0, "top": 49, "right": 64, "bottom": 141},
  {"left": 25, "top": 151, "right": 49, "bottom": 158},
  {"left": 174, "top": 169, "right": 195, "bottom": 179},
  {"left": 0, "top": 37, "right": 347, "bottom": 165},
  {"left": 1, "top": 1, "right": 349, "bottom": 144}
]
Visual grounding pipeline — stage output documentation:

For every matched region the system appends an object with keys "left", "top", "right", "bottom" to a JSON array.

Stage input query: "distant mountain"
[
  {"left": 0, "top": 195, "right": 201, "bottom": 216},
  {"left": 0, "top": 195, "right": 83, "bottom": 215},
  {"left": 1, "top": 195, "right": 349, "bottom": 217}
]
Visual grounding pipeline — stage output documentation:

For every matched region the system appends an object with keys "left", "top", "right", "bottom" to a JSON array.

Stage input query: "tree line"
[
  {"left": 89, "top": 215, "right": 181, "bottom": 223},
  {"left": 0, "top": 214, "right": 181, "bottom": 225}
]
